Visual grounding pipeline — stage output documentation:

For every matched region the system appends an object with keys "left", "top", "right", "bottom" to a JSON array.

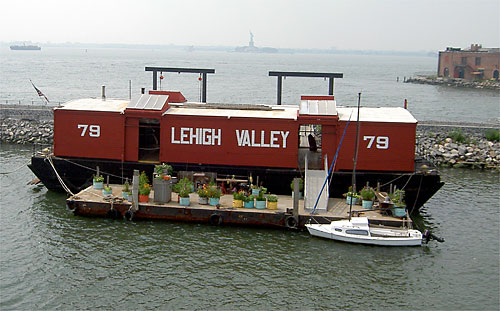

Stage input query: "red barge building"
[{"left": 28, "top": 67, "right": 443, "bottom": 212}]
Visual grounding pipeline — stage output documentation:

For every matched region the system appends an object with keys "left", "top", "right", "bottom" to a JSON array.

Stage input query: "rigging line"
[
  {"left": 46, "top": 155, "right": 75, "bottom": 196},
  {"left": 310, "top": 111, "right": 353, "bottom": 215},
  {"left": 0, "top": 162, "right": 29, "bottom": 175},
  {"left": 409, "top": 174, "right": 423, "bottom": 215},
  {"left": 53, "top": 156, "right": 124, "bottom": 180},
  {"left": 378, "top": 173, "right": 414, "bottom": 188},
  {"left": 400, "top": 172, "right": 416, "bottom": 190}
]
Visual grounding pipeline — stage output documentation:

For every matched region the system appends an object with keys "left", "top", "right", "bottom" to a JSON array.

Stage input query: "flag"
[{"left": 30, "top": 80, "right": 50, "bottom": 103}]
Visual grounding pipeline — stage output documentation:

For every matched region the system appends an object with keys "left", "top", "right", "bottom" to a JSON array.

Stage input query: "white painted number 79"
[
  {"left": 363, "top": 136, "right": 389, "bottom": 149},
  {"left": 78, "top": 124, "right": 100, "bottom": 137}
]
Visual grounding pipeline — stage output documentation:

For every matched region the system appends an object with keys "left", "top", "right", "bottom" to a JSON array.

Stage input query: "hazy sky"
[{"left": 1, "top": 0, "right": 498, "bottom": 51}]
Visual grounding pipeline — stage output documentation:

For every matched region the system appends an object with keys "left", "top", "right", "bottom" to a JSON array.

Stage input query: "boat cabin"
[{"left": 53, "top": 90, "right": 417, "bottom": 173}]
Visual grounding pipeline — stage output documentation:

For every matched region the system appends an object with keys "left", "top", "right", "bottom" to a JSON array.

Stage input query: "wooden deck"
[{"left": 68, "top": 185, "right": 411, "bottom": 229}]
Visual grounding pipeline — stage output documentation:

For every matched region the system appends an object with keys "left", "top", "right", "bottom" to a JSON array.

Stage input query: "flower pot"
[
  {"left": 102, "top": 189, "right": 112, "bottom": 196},
  {"left": 346, "top": 196, "right": 358, "bottom": 205},
  {"left": 122, "top": 191, "right": 129, "bottom": 200},
  {"left": 392, "top": 206, "right": 406, "bottom": 217},
  {"left": 153, "top": 178, "right": 171, "bottom": 203},
  {"left": 93, "top": 181, "right": 103, "bottom": 190},
  {"left": 199, "top": 197, "right": 208, "bottom": 205},
  {"left": 244, "top": 200, "right": 254, "bottom": 208},
  {"left": 139, "top": 194, "right": 149, "bottom": 202},
  {"left": 267, "top": 201, "right": 278, "bottom": 210},
  {"left": 209, "top": 198, "right": 220, "bottom": 206},
  {"left": 180, "top": 197, "right": 190, "bottom": 206},
  {"left": 362, "top": 200, "right": 373, "bottom": 209},
  {"left": 233, "top": 199, "right": 243, "bottom": 208},
  {"left": 251, "top": 188, "right": 260, "bottom": 196},
  {"left": 292, "top": 191, "right": 303, "bottom": 200},
  {"left": 255, "top": 200, "right": 266, "bottom": 209}
]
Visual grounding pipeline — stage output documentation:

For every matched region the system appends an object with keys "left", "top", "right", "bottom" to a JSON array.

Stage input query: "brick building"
[{"left": 437, "top": 44, "right": 500, "bottom": 80}]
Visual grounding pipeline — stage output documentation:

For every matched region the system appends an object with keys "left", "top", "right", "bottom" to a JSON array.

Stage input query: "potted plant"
[
  {"left": 197, "top": 184, "right": 209, "bottom": 205},
  {"left": 390, "top": 189, "right": 406, "bottom": 217},
  {"left": 251, "top": 185, "right": 261, "bottom": 196},
  {"left": 138, "top": 171, "right": 151, "bottom": 203},
  {"left": 175, "top": 177, "right": 193, "bottom": 206},
  {"left": 360, "top": 186, "right": 375, "bottom": 209},
  {"left": 138, "top": 183, "right": 151, "bottom": 202},
  {"left": 122, "top": 180, "right": 130, "bottom": 200},
  {"left": 345, "top": 186, "right": 360, "bottom": 205},
  {"left": 103, "top": 185, "right": 113, "bottom": 196},
  {"left": 207, "top": 184, "right": 221, "bottom": 206},
  {"left": 290, "top": 178, "right": 304, "bottom": 200},
  {"left": 232, "top": 191, "right": 245, "bottom": 208},
  {"left": 243, "top": 194, "right": 254, "bottom": 208},
  {"left": 153, "top": 164, "right": 172, "bottom": 204},
  {"left": 93, "top": 174, "right": 104, "bottom": 189},
  {"left": 266, "top": 194, "right": 278, "bottom": 210},
  {"left": 255, "top": 190, "right": 267, "bottom": 209}
]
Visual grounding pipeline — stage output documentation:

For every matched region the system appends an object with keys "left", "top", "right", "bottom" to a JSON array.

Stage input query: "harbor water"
[{"left": 1, "top": 47, "right": 499, "bottom": 310}]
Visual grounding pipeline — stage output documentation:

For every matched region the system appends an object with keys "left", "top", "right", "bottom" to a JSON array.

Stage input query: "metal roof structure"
[
  {"left": 56, "top": 98, "right": 129, "bottom": 113},
  {"left": 337, "top": 107, "right": 417, "bottom": 123}
]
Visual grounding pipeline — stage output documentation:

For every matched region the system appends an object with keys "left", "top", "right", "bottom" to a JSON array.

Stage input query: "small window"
[
  {"left": 335, "top": 228, "right": 342, "bottom": 232},
  {"left": 345, "top": 229, "right": 369, "bottom": 236},
  {"left": 461, "top": 57, "right": 467, "bottom": 65},
  {"left": 475, "top": 57, "right": 481, "bottom": 66}
]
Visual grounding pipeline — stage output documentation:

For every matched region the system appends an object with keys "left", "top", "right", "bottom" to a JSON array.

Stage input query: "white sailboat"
[{"left": 305, "top": 217, "right": 423, "bottom": 246}]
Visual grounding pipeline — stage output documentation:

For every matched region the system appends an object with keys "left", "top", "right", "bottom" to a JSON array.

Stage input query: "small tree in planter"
[
  {"left": 345, "top": 186, "right": 360, "bottom": 205},
  {"left": 93, "top": 174, "right": 104, "bottom": 189},
  {"left": 103, "top": 185, "right": 113, "bottom": 196},
  {"left": 389, "top": 189, "right": 406, "bottom": 217},
  {"left": 122, "top": 180, "right": 130, "bottom": 200},
  {"left": 207, "top": 184, "right": 221, "bottom": 206},
  {"left": 290, "top": 178, "right": 304, "bottom": 199},
  {"left": 266, "top": 194, "right": 278, "bottom": 210},
  {"left": 175, "top": 178, "right": 193, "bottom": 206},
  {"left": 360, "top": 186, "right": 375, "bottom": 209},
  {"left": 197, "top": 184, "right": 209, "bottom": 205},
  {"left": 243, "top": 194, "right": 254, "bottom": 208},
  {"left": 232, "top": 191, "right": 245, "bottom": 208},
  {"left": 138, "top": 171, "right": 151, "bottom": 202},
  {"left": 255, "top": 190, "right": 267, "bottom": 209}
]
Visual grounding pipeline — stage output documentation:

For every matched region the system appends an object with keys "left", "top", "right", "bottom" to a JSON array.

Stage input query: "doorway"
[{"left": 138, "top": 118, "right": 160, "bottom": 162}]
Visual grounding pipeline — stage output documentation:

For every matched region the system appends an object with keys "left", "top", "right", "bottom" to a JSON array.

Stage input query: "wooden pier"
[{"left": 66, "top": 185, "right": 411, "bottom": 229}]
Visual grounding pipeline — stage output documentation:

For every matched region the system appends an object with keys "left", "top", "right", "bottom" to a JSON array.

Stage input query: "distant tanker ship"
[{"left": 10, "top": 44, "right": 41, "bottom": 51}]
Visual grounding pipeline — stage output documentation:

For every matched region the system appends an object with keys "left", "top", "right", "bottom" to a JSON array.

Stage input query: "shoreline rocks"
[{"left": 406, "top": 76, "right": 500, "bottom": 90}]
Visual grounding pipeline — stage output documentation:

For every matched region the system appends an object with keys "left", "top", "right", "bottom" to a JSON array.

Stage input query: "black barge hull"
[{"left": 29, "top": 155, "right": 443, "bottom": 212}]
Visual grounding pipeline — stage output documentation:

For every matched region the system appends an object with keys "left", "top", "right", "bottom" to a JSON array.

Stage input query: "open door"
[{"left": 138, "top": 118, "right": 160, "bottom": 162}]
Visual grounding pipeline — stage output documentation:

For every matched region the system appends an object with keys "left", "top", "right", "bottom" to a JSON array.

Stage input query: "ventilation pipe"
[{"left": 101, "top": 85, "right": 106, "bottom": 100}]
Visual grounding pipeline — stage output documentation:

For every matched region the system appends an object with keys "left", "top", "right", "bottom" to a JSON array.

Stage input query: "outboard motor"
[{"left": 423, "top": 230, "right": 445, "bottom": 244}]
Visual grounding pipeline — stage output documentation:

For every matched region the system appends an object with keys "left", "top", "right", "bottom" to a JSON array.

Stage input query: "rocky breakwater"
[
  {"left": 417, "top": 124, "right": 499, "bottom": 169},
  {"left": 406, "top": 76, "right": 500, "bottom": 90},
  {"left": 1, "top": 118, "right": 53, "bottom": 145}
]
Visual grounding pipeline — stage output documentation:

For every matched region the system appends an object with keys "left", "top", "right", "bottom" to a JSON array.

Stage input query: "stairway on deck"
[{"left": 304, "top": 155, "right": 329, "bottom": 212}]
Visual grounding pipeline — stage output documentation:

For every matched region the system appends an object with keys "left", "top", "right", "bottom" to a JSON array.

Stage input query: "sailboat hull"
[{"left": 305, "top": 218, "right": 423, "bottom": 247}]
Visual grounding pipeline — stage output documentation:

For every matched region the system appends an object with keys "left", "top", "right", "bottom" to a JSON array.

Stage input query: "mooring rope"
[
  {"left": 46, "top": 155, "right": 75, "bottom": 196},
  {"left": 53, "top": 156, "right": 124, "bottom": 180}
]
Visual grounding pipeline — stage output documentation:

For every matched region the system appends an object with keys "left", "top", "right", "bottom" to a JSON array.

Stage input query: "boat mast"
[{"left": 349, "top": 92, "right": 362, "bottom": 221}]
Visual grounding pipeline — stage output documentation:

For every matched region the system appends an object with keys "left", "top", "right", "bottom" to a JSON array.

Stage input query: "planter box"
[
  {"left": 346, "top": 196, "right": 358, "bottom": 205},
  {"left": 267, "top": 201, "right": 277, "bottom": 210},
  {"left": 139, "top": 194, "right": 149, "bottom": 202},
  {"left": 251, "top": 188, "right": 260, "bottom": 196},
  {"left": 209, "top": 198, "right": 220, "bottom": 206},
  {"left": 292, "top": 191, "right": 303, "bottom": 200},
  {"left": 362, "top": 200, "right": 373, "bottom": 209},
  {"left": 233, "top": 199, "right": 243, "bottom": 208},
  {"left": 153, "top": 178, "right": 172, "bottom": 203},
  {"left": 93, "top": 181, "right": 103, "bottom": 190},
  {"left": 392, "top": 206, "right": 407, "bottom": 217},
  {"left": 244, "top": 200, "right": 254, "bottom": 208},
  {"left": 102, "top": 189, "right": 112, "bottom": 196},
  {"left": 199, "top": 197, "right": 208, "bottom": 205},
  {"left": 180, "top": 197, "right": 190, "bottom": 206},
  {"left": 255, "top": 200, "right": 266, "bottom": 209}
]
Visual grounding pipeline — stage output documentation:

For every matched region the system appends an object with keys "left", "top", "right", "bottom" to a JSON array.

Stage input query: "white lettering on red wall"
[
  {"left": 171, "top": 127, "right": 221, "bottom": 146},
  {"left": 235, "top": 130, "right": 289, "bottom": 148}
]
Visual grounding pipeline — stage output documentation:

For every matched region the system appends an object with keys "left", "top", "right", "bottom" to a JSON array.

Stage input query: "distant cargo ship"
[{"left": 10, "top": 44, "right": 41, "bottom": 51}]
